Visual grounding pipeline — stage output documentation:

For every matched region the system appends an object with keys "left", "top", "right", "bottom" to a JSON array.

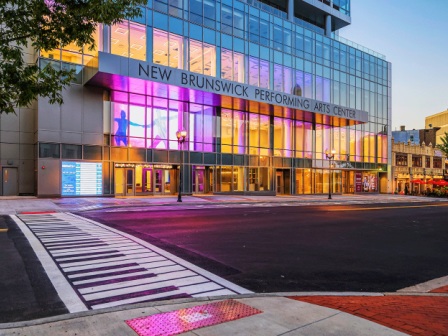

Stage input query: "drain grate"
[{"left": 125, "top": 299, "right": 262, "bottom": 336}]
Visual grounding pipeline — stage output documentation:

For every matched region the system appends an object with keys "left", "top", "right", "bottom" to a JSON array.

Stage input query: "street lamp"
[
  {"left": 325, "top": 148, "right": 336, "bottom": 200},
  {"left": 176, "top": 129, "right": 187, "bottom": 202}
]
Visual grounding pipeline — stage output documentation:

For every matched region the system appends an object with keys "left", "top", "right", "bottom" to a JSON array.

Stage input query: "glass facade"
[{"left": 37, "top": 0, "right": 392, "bottom": 195}]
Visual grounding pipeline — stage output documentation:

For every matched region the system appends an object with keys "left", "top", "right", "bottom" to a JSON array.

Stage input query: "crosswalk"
[{"left": 13, "top": 213, "right": 251, "bottom": 311}]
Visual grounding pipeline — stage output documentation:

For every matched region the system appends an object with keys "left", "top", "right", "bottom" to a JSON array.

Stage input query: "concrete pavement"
[
  {"left": 0, "top": 295, "right": 406, "bottom": 336},
  {"left": 0, "top": 194, "right": 447, "bottom": 215}
]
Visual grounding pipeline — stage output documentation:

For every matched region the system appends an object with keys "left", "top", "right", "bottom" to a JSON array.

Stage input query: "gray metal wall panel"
[
  {"left": 38, "top": 96, "right": 61, "bottom": 130},
  {"left": 18, "top": 160, "right": 34, "bottom": 194},
  {"left": 38, "top": 130, "right": 61, "bottom": 143},
  {"left": 0, "top": 131, "right": 20, "bottom": 143},
  {"left": 1, "top": 113, "right": 19, "bottom": 131},
  {"left": 83, "top": 86, "right": 103, "bottom": 134},
  {"left": 20, "top": 144, "right": 34, "bottom": 160},
  {"left": 82, "top": 133, "right": 103, "bottom": 145},
  {"left": 61, "top": 131, "right": 82, "bottom": 144},
  {"left": 19, "top": 132, "right": 34, "bottom": 144},
  {"left": 19, "top": 108, "right": 35, "bottom": 133},
  {"left": 0, "top": 143, "right": 20, "bottom": 159},
  {"left": 61, "top": 85, "right": 83, "bottom": 132},
  {"left": 37, "top": 159, "right": 60, "bottom": 196}
]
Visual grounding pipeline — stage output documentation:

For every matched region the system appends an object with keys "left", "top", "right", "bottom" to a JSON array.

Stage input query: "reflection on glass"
[
  {"left": 233, "top": 52, "right": 245, "bottom": 83},
  {"left": 130, "top": 22, "right": 146, "bottom": 61},
  {"left": 249, "top": 114, "right": 259, "bottom": 154},
  {"left": 221, "top": 49, "right": 232, "bottom": 81},
  {"left": 274, "top": 64, "right": 282, "bottom": 92},
  {"left": 260, "top": 60, "right": 270, "bottom": 89},
  {"left": 283, "top": 66, "right": 292, "bottom": 94},
  {"left": 249, "top": 57, "right": 259, "bottom": 86},
  {"left": 260, "top": 115, "right": 270, "bottom": 155},
  {"left": 221, "top": 166, "right": 232, "bottom": 191},
  {"left": 112, "top": 21, "right": 129, "bottom": 57},
  {"left": 190, "top": 39, "right": 203, "bottom": 73},
  {"left": 203, "top": 43, "right": 216, "bottom": 76},
  {"left": 168, "top": 33, "right": 183, "bottom": 68},
  {"left": 153, "top": 29, "right": 168, "bottom": 67},
  {"left": 221, "top": 109, "right": 232, "bottom": 153}
]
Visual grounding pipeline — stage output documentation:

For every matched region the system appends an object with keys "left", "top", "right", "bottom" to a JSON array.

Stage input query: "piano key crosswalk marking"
[{"left": 12, "top": 212, "right": 251, "bottom": 311}]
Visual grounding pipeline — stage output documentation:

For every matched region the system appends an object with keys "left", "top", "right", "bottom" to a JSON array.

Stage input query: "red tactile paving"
[
  {"left": 125, "top": 299, "right": 262, "bottom": 336},
  {"left": 288, "top": 296, "right": 448, "bottom": 336},
  {"left": 430, "top": 285, "right": 448, "bottom": 294}
]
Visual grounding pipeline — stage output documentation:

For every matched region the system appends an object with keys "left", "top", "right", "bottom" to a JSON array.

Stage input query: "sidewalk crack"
[{"left": 276, "top": 312, "right": 342, "bottom": 336}]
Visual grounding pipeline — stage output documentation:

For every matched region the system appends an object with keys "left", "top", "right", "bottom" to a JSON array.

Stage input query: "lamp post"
[
  {"left": 325, "top": 148, "right": 336, "bottom": 200},
  {"left": 176, "top": 129, "right": 187, "bottom": 202}
]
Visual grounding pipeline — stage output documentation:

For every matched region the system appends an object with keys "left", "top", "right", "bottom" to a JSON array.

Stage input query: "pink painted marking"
[{"left": 125, "top": 299, "right": 262, "bottom": 336}]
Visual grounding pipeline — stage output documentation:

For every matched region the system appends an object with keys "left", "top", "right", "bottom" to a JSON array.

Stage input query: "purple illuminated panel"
[{"left": 125, "top": 299, "right": 263, "bottom": 336}]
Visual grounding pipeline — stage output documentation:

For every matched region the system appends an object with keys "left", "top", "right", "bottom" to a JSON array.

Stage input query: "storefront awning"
[{"left": 83, "top": 52, "right": 369, "bottom": 125}]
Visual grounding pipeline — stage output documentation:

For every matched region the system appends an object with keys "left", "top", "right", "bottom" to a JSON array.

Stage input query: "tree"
[
  {"left": 0, "top": 0, "right": 144, "bottom": 114},
  {"left": 436, "top": 132, "right": 448, "bottom": 157}
]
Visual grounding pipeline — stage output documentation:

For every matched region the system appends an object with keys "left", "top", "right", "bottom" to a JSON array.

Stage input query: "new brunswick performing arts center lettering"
[{"left": 137, "top": 62, "right": 359, "bottom": 121}]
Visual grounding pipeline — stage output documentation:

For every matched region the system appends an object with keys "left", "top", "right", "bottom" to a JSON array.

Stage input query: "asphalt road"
[
  {"left": 0, "top": 216, "right": 68, "bottom": 323},
  {"left": 80, "top": 202, "right": 448, "bottom": 293}
]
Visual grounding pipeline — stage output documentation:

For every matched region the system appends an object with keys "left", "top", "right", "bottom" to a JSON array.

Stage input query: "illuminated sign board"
[{"left": 61, "top": 162, "right": 102, "bottom": 196}]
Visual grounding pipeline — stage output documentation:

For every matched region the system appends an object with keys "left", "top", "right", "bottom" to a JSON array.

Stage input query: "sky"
[{"left": 339, "top": 0, "right": 448, "bottom": 131}]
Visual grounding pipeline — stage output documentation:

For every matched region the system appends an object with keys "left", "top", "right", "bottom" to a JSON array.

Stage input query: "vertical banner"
[{"left": 355, "top": 173, "right": 362, "bottom": 193}]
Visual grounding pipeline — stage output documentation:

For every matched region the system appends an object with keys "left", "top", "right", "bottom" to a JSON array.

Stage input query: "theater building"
[{"left": 0, "top": 0, "right": 392, "bottom": 197}]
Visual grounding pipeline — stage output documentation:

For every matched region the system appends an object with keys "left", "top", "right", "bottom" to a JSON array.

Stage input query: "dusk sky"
[{"left": 339, "top": 0, "right": 448, "bottom": 131}]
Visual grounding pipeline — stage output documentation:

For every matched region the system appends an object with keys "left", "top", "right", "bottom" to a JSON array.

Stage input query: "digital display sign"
[{"left": 61, "top": 162, "right": 102, "bottom": 196}]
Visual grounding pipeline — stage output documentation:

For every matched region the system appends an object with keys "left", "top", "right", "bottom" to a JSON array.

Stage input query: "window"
[
  {"left": 84, "top": 146, "right": 102, "bottom": 160},
  {"left": 62, "top": 144, "right": 82, "bottom": 159},
  {"left": 249, "top": 57, "right": 259, "bottom": 86},
  {"left": 396, "top": 154, "right": 407, "bottom": 166},
  {"left": 260, "top": 60, "right": 270, "bottom": 89},
  {"left": 112, "top": 21, "right": 146, "bottom": 60},
  {"left": 426, "top": 157, "right": 431, "bottom": 168},
  {"left": 412, "top": 156, "right": 422, "bottom": 167},
  {"left": 153, "top": 29, "right": 183, "bottom": 68},
  {"left": 434, "top": 157, "right": 442, "bottom": 168},
  {"left": 273, "top": 118, "right": 292, "bottom": 157},
  {"left": 39, "top": 143, "right": 60, "bottom": 158},
  {"left": 221, "top": 49, "right": 244, "bottom": 83}
]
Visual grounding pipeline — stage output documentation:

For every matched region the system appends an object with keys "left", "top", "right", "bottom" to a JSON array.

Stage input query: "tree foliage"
[
  {"left": 436, "top": 132, "right": 448, "bottom": 157},
  {"left": 0, "top": 0, "right": 144, "bottom": 114}
]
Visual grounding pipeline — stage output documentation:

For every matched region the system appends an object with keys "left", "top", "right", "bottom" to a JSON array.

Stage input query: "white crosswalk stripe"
[{"left": 15, "top": 212, "right": 251, "bottom": 310}]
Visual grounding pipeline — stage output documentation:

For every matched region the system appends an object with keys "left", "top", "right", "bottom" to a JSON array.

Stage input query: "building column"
[
  {"left": 103, "top": 25, "right": 111, "bottom": 53},
  {"left": 325, "top": 15, "right": 332, "bottom": 37},
  {"left": 287, "top": 0, "right": 294, "bottom": 22}
]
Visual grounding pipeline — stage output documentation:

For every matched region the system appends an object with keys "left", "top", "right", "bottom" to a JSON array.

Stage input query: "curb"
[
  {"left": 54, "top": 198, "right": 448, "bottom": 213},
  {"left": 2, "top": 291, "right": 447, "bottom": 329},
  {"left": 0, "top": 292, "right": 383, "bottom": 329}
]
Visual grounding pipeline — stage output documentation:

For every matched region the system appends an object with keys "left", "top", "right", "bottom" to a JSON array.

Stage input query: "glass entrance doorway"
[
  {"left": 276, "top": 171, "right": 284, "bottom": 194},
  {"left": 115, "top": 168, "right": 135, "bottom": 196},
  {"left": 154, "top": 169, "right": 172, "bottom": 195},
  {"left": 192, "top": 167, "right": 214, "bottom": 194},
  {"left": 276, "top": 169, "right": 290, "bottom": 195},
  {"left": 193, "top": 170, "right": 205, "bottom": 194},
  {"left": 135, "top": 166, "right": 152, "bottom": 194},
  {"left": 342, "top": 171, "right": 355, "bottom": 194}
]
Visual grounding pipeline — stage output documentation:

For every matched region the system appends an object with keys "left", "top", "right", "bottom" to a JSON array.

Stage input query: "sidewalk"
[
  {"left": 0, "top": 194, "right": 446, "bottom": 215},
  {"left": 0, "top": 294, "right": 407, "bottom": 336}
]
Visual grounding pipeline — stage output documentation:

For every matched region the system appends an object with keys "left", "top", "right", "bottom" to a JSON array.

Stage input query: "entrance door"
[
  {"left": 142, "top": 168, "right": 152, "bottom": 193},
  {"left": 193, "top": 170, "right": 205, "bottom": 194},
  {"left": 114, "top": 168, "right": 135, "bottom": 196},
  {"left": 343, "top": 171, "right": 355, "bottom": 194},
  {"left": 125, "top": 168, "right": 134, "bottom": 196},
  {"left": 276, "top": 171, "right": 284, "bottom": 195},
  {"left": 2, "top": 168, "right": 18, "bottom": 196},
  {"left": 154, "top": 169, "right": 171, "bottom": 195}
]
